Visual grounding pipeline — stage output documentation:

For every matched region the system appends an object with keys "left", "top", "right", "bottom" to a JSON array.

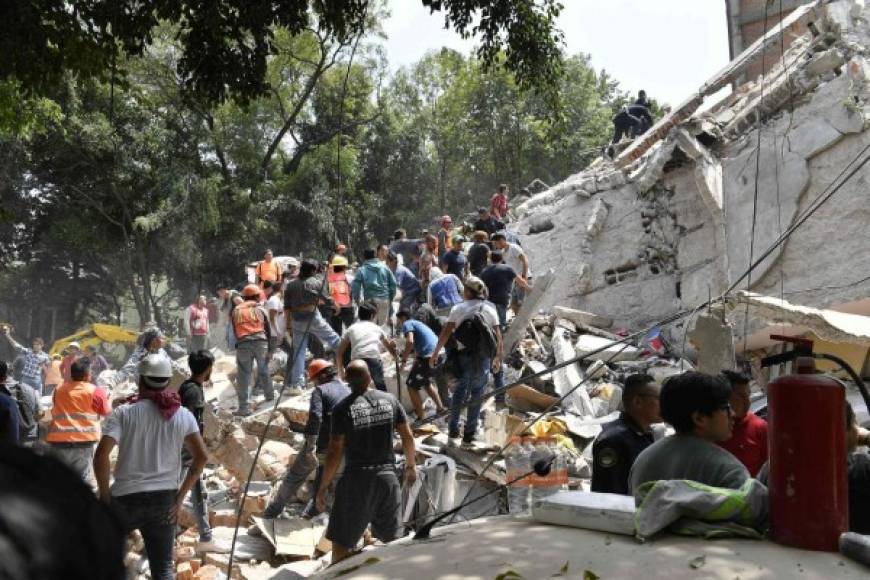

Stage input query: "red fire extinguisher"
[{"left": 765, "top": 336, "right": 848, "bottom": 551}]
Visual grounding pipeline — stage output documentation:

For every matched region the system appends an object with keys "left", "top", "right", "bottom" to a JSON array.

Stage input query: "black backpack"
[
  {"left": 3, "top": 382, "right": 35, "bottom": 440},
  {"left": 454, "top": 306, "right": 498, "bottom": 359}
]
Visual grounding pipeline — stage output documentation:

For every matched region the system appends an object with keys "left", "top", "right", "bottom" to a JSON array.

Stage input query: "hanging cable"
[{"left": 226, "top": 10, "right": 368, "bottom": 572}]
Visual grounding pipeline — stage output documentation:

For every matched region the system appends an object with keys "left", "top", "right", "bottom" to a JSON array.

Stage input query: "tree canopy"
[
  {"left": 0, "top": 1, "right": 633, "bottom": 343},
  {"left": 2, "top": 0, "right": 564, "bottom": 105}
]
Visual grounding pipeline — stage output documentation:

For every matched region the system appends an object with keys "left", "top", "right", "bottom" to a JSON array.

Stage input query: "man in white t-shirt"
[
  {"left": 266, "top": 280, "right": 287, "bottom": 350},
  {"left": 491, "top": 233, "right": 530, "bottom": 314},
  {"left": 429, "top": 277, "right": 502, "bottom": 446},
  {"left": 94, "top": 354, "right": 208, "bottom": 580},
  {"left": 335, "top": 301, "right": 397, "bottom": 392}
]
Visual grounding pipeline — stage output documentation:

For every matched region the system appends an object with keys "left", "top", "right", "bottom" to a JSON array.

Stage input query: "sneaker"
[
  {"left": 461, "top": 434, "right": 475, "bottom": 448},
  {"left": 233, "top": 409, "right": 251, "bottom": 418},
  {"left": 282, "top": 385, "right": 303, "bottom": 397},
  {"left": 260, "top": 504, "right": 283, "bottom": 519}
]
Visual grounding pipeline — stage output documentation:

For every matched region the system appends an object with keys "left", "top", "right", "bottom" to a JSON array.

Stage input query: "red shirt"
[
  {"left": 490, "top": 193, "right": 508, "bottom": 220},
  {"left": 719, "top": 411, "right": 768, "bottom": 476}
]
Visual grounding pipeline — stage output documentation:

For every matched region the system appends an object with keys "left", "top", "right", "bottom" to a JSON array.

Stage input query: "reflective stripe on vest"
[
  {"left": 232, "top": 301, "right": 266, "bottom": 339},
  {"left": 328, "top": 272, "right": 351, "bottom": 307},
  {"left": 46, "top": 381, "right": 101, "bottom": 443}
]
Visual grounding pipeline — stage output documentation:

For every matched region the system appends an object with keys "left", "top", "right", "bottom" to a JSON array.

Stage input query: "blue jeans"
[
  {"left": 492, "top": 303, "right": 508, "bottom": 402},
  {"left": 235, "top": 339, "right": 273, "bottom": 413},
  {"left": 181, "top": 466, "right": 212, "bottom": 541},
  {"left": 114, "top": 490, "right": 176, "bottom": 580},
  {"left": 449, "top": 351, "right": 491, "bottom": 438},
  {"left": 288, "top": 311, "right": 340, "bottom": 387}
]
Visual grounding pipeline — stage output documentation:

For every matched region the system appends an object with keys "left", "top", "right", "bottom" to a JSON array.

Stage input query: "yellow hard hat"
[{"left": 331, "top": 255, "right": 349, "bottom": 268}]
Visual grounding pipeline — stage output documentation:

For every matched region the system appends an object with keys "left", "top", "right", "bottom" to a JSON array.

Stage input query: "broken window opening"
[{"left": 604, "top": 264, "right": 639, "bottom": 285}]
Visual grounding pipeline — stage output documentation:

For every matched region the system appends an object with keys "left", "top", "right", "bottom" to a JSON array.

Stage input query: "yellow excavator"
[{"left": 49, "top": 323, "right": 139, "bottom": 356}]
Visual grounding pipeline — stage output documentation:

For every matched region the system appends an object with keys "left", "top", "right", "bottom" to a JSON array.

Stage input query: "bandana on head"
[{"left": 135, "top": 386, "right": 181, "bottom": 420}]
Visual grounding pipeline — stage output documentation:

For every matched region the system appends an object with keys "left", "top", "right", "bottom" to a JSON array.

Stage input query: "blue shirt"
[
  {"left": 394, "top": 265, "right": 421, "bottom": 298},
  {"left": 441, "top": 250, "right": 466, "bottom": 279},
  {"left": 0, "top": 393, "right": 19, "bottom": 445},
  {"left": 401, "top": 320, "right": 438, "bottom": 357}
]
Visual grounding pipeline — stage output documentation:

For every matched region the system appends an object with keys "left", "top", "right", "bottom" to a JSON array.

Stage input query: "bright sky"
[{"left": 380, "top": 0, "right": 731, "bottom": 107}]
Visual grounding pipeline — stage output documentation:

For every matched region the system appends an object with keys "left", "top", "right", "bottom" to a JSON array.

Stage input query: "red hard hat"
[
  {"left": 307, "top": 359, "right": 333, "bottom": 381},
  {"left": 242, "top": 284, "right": 261, "bottom": 298}
]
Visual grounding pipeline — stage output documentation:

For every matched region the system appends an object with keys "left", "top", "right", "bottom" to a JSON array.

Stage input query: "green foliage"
[{"left": 0, "top": 14, "right": 624, "bottom": 340}]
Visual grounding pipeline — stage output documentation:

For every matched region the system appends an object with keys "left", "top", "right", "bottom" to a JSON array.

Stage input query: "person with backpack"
[
  {"left": 47, "top": 357, "right": 111, "bottom": 486},
  {"left": 428, "top": 276, "right": 502, "bottom": 446}
]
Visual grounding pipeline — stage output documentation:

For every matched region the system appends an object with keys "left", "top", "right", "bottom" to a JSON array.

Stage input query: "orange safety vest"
[
  {"left": 47, "top": 381, "right": 101, "bottom": 443},
  {"left": 328, "top": 271, "right": 351, "bottom": 307},
  {"left": 232, "top": 301, "right": 266, "bottom": 339},
  {"left": 256, "top": 260, "right": 281, "bottom": 282}
]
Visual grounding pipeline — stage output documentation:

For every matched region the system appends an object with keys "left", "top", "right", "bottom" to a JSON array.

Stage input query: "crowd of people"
[{"left": 2, "top": 177, "right": 869, "bottom": 577}]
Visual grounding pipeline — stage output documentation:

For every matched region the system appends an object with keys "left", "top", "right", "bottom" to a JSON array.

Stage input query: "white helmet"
[{"left": 139, "top": 354, "right": 172, "bottom": 389}]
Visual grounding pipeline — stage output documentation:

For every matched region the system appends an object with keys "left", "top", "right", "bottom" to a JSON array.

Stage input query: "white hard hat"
[
  {"left": 68, "top": 341, "right": 81, "bottom": 350},
  {"left": 139, "top": 354, "right": 173, "bottom": 389}
]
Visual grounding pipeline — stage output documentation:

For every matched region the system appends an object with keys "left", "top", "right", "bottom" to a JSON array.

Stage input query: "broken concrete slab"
[
  {"left": 503, "top": 270, "right": 555, "bottom": 354},
  {"left": 689, "top": 313, "right": 737, "bottom": 374},
  {"left": 734, "top": 291, "right": 870, "bottom": 346},
  {"left": 574, "top": 334, "right": 639, "bottom": 363},
  {"left": 552, "top": 329, "right": 595, "bottom": 417},
  {"left": 553, "top": 306, "right": 613, "bottom": 329},
  {"left": 251, "top": 516, "right": 326, "bottom": 558}
]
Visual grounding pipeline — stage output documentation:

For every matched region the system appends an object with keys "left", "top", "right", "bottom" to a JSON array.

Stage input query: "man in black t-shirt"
[
  {"left": 466, "top": 230, "right": 491, "bottom": 277},
  {"left": 316, "top": 360, "right": 417, "bottom": 564},
  {"left": 178, "top": 350, "right": 214, "bottom": 548},
  {"left": 473, "top": 207, "right": 505, "bottom": 237},
  {"left": 479, "top": 251, "right": 528, "bottom": 330}
]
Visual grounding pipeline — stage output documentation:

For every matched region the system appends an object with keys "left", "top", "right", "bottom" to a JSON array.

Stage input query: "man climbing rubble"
[
  {"left": 284, "top": 259, "right": 341, "bottom": 391},
  {"left": 94, "top": 354, "right": 208, "bottom": 580},
  {"left": 232, "top": 284, "right": 274, "bottom": 417},
  {"left": 316, "top": 360, "right": 417, "bottom": 565},
  {"left": 261, "top": 359, "right": 351, "bottom": 519},
  {"left": 336, "top": 301, "right": 398, "bottom": 392},
  {"left": 1, "top": 325, "right": 50, "bottom": 395},
  {"left": 629, "top": 371, "right": 749, "bottom": 495},
  {"left": 591, "top": 374, "right": 660, "bottom": 495},
  {"left": 608, "top": 90, "right": 655, "bottom": 157},
  {"left": 396, "top": 309, "right": 447, "bottom": 420},
  {"left": 429, "top": 276, "right": 501, "bottom": 446},
  {"left": 178, "top": 350, "right": 216, "bottom": 550},
  {"left": 490, "top": 232, "right": 530, "bottom": 315},
  {"left": 46, "top": 357, "right": 110, "bottom": 486}
]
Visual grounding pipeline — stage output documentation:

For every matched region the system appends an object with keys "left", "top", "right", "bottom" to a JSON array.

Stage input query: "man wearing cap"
[
  {"left": 262, "top": 359, "right": 351, "bottom": 519},
  {"left": 94, "top": 354, "right": 208, "bottom": 580},
  {"left": 429, "top": 277, "right": 502, "bottom": 446},
  {"left": 316, "top": 360, "right": 417, "bottom": 564},
  {"left": 61, "top": 341, "right": 83, "bottom": 383},
  {"left": 47, "top": 357, "right": 110, "bottom": 485},
  {"left": 284, "top": 259, "right": 341, "bottom": 390},
  {"left": 473, "top": 207, "right": 505, "bottom": 238},
  {"left": 232, "top": 284, "right": 274, "bottom": 416},
  {"left": 437, "top": 216, "right": 453, "bottom": 262}
]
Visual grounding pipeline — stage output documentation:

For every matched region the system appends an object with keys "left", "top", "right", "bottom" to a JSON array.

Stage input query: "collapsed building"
[{"left": 513, "top": 0, "right": 870, "bottom": 376}]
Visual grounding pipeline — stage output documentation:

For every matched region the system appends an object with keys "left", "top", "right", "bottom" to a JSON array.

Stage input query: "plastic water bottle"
[{"left": 505, "top": 436, "right": 531, "bottom": 515}]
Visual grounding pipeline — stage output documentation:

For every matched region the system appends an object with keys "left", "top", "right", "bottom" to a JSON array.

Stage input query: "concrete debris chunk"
[
  {"left": 574, "top": 334, "right": 639, "bottom": 363},
  {"left": 553, "top": 306, "right": 613, "bottom": 330},
  {"left": 552, "top": 329, "right": 595, "bottom": 417}
]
